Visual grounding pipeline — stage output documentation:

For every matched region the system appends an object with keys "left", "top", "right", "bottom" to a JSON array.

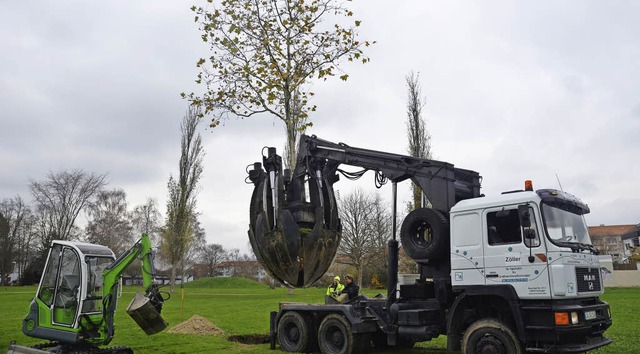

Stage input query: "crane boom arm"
[{"left": 291, "top": 134, "right": 481, "bottom": 212}]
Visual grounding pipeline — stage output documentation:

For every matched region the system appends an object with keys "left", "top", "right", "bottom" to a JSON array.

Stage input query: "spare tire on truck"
[{"left": 400, "top": 208, "right": 449, "bottom": 261}]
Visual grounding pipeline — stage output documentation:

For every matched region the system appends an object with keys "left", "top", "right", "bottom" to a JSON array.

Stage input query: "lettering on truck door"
[{"left": 482, "top": 206, "right": 550, "bottom": 298}]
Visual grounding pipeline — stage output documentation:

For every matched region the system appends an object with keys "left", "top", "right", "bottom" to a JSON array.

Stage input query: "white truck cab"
[
  {"left": 447, "top": 184, "right": 610, "bottom": 352},
  {"left": 451, "top": 187, "right": 603, "bottom": 300}
]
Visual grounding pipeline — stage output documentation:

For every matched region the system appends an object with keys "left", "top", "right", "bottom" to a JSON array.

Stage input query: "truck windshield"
[{"left": 541, "top": 203, "right": 593, "bottom": 246}]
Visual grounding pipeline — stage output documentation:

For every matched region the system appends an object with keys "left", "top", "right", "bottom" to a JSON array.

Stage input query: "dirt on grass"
[{"left": 167, "top": 315, "right": 225, "bottom": 335}]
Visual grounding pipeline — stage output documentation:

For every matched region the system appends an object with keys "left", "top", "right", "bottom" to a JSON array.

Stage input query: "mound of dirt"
[{"left": 167, "top": 315, "right": 225, "bottom": 335}]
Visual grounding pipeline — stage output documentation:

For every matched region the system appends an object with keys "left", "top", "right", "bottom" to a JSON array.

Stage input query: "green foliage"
[
  {"left": 370, "top": 274, "right": 385, "bottom": 289},
  {"left": 183, "top": 0, "right": 374, "bottom": 167},
  {"left": 631, "top": 248, "right": 640, "bottom": 263}
]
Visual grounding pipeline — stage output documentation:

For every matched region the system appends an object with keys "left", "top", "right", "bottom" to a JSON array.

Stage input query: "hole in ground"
[{"left": 228, "top": 333, "right": 271, "bottom": 344}]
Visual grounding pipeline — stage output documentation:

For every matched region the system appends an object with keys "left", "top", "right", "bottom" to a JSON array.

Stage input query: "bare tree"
[
  {"left": 161, "top": 106, "right": 205, "bottom": 291},
  {"left": 29, "top": 169, "right": 107, "bottom": 248},
  {"left": 14, "top": 211, "right": 37, "bottom": 282},
  {"left": 0, "top": 196, "right": 30, "bottom": 284},
  {"left": 185, "top": 0, "right": 373, "bottom": 168},
  {"left": 183, "top": 216, "right": 206, "bottom": 279},
  {"left": 337, "top": 188, "right": 374, "bottom": 287},
  {"left": 85, "top": 189, "right": 133, "bottom": 256},
  {"left": 0, "top": 212, "right": 11, "bottom": 284},
  {"left": 201, "top": 243, "right": 226, "bottom": 277},
  {"left": 364, "top": 193, "right": 393, "bottom": 286},
  {"left": 131, "top": 197, "right": 161, "bottom": 244},
  {"left": 405, "top": 71, "right": 432, "bottom": 210}
]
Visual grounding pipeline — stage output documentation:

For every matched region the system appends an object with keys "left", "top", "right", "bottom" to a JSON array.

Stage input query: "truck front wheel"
[
  {"left": 462, "top": 319, "right": 522, "bottom": 354},
  {"left": 277, "top": 311, "right": 312, "bottom": 352},
  {"left": 318, "top": 314, "right": 369, "bottom": 354}
]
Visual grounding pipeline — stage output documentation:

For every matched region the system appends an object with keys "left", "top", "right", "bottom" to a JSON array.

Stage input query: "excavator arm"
[
  {"left": 247, "top": 134, "right": 481, "bottom": 287},
  {"left": 100, "top": 234, "right": 167, "bottom": 344}
]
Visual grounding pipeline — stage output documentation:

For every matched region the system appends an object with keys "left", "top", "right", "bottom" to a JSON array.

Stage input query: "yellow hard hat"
[{"left": 334, "top": 276, "right": 340, "bottom": 281}]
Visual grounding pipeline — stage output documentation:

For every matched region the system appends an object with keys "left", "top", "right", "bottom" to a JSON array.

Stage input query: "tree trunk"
[
  {"left": 412, "top": 183, "right": 422, "bottom": 210},
  {"left": 170, "top": 266, "right": 176, "bottom": 293}
]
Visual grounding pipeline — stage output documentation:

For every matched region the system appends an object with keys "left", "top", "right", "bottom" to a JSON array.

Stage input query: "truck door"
[{"left": 483, "top": 205, "right": 550, "bottom": 299}]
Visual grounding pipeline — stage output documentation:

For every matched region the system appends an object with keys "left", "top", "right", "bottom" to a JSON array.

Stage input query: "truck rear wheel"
[
  {"left": 277, "top": 311, "right": 312, "bottom": 352},
  {"left": 462, "top": 319, "right": 522, "bottom": 354},
  {"left": 318, "top": 314, "right": 369, "bottom": 354},
  {"left": 400, "top": 208, "right": 449, "bottom": 260}
]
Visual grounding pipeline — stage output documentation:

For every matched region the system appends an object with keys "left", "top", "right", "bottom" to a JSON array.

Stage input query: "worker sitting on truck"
[
  {"left": 335, "top": 274, "right": 359, "bottom": 303},
  {"left": 326, "top": 276, "right": 345, "bottom": 296}
]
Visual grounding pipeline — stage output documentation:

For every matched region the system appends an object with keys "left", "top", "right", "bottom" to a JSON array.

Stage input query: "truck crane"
[
  {"left": 246, "top": 135, "right": 612, "bottom": 354},
  {"left": 8, "top": 234, "right": 168, "bottom": 354}
]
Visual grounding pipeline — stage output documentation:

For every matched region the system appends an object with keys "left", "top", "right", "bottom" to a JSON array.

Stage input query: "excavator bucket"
[
  {"left": 126, "top": 292, "right": 168, "bottom": 335},
  {"left": 247, "top": 147, "right": 341, "bottom": 287}
]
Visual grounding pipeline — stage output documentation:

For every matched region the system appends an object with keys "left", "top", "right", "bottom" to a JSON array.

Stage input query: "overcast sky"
[{"left": 1, "top": 1, "right": 639, "bottom": 254}]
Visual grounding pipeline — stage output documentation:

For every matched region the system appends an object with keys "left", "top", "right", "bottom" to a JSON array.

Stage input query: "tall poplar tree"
[
  {"left": 162, "top": 106, "right": 205, "bottom": 291},
  {"left": 405, "top": 71, "right": 432, "bottom": 210}
]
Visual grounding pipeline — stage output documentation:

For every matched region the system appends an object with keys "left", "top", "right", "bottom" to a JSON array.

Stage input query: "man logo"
[
  {"left": 584, "top": 274, "right": 596, "bottom": 282},
  {"left": 588, "top": 282, "right": 594, "bottom": 291}
]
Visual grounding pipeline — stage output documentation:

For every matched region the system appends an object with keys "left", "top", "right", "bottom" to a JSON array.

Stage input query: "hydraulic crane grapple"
[
  {"left": 247, "top": 143, "right": 341, "bottom": 287},
  {"left": 247, "top": 134, "right": 480, "bottom": 287}
]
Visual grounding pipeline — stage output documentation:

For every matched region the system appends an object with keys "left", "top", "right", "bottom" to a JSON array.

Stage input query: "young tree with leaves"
[
  {"left": 405, "top": 71, "right": 432, "bottom": 210},
  {"left": 184, "top": 0, "right": 373, "bottom": 168},
  {"left": 161, "top": 106, "right": 205, "bottom": 291}
]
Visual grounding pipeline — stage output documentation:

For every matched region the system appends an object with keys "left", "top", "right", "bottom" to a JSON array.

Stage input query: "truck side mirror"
[
  {"left": 518, "top": 205, "right": 531, "bottom": 228},
  {"left": 524, "top": 229, "right": 536, "bottom": 240}
]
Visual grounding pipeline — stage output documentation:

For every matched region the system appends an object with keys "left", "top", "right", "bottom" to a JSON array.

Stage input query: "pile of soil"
[{"left": 167, "top": 315, "right": 225, "bottom": 335}]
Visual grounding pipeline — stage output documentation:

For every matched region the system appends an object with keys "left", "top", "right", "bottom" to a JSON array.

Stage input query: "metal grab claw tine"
[{"left": 248, "top": 175, "right": 340, "bottom": 287}]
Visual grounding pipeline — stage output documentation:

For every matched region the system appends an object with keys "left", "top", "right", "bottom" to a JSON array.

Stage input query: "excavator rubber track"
[{"left": 7, "top": 341, "right": 133, "bottom": 354}]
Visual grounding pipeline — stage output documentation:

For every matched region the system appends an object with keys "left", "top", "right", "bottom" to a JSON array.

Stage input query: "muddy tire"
[
  {"left": 277, "top": 312, "right": 312, "bottom": 352},
  {"left": 462, "top": 318, "right": 523, "bottom": 354},
  {"left": 400, "top": 208, "right": 449, "bottom": 260},
  {"left": 318, "top": 314, "right": 369, "bottom": 354}
]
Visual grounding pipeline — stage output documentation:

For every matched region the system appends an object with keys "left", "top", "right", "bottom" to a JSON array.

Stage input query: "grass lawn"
[{"left": 0, "top": 279, "right": 636, "bottom": 354}]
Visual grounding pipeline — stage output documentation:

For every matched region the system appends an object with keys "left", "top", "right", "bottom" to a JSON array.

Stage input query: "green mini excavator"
[{"left": 8, "top": 234, "right": 168, "bottom": 354}]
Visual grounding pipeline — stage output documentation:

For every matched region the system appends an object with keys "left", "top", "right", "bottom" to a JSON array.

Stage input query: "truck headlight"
[{"left": 571, "top": 312, "right": 579, "bottom": 324}]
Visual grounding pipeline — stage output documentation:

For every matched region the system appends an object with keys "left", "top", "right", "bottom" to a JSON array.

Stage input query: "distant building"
[
  {"left": 589, "top": 224, "right": 636, "bottom": 263},
  {"left": 190, "top": 261, "right": 267, "bottom": 282}
]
